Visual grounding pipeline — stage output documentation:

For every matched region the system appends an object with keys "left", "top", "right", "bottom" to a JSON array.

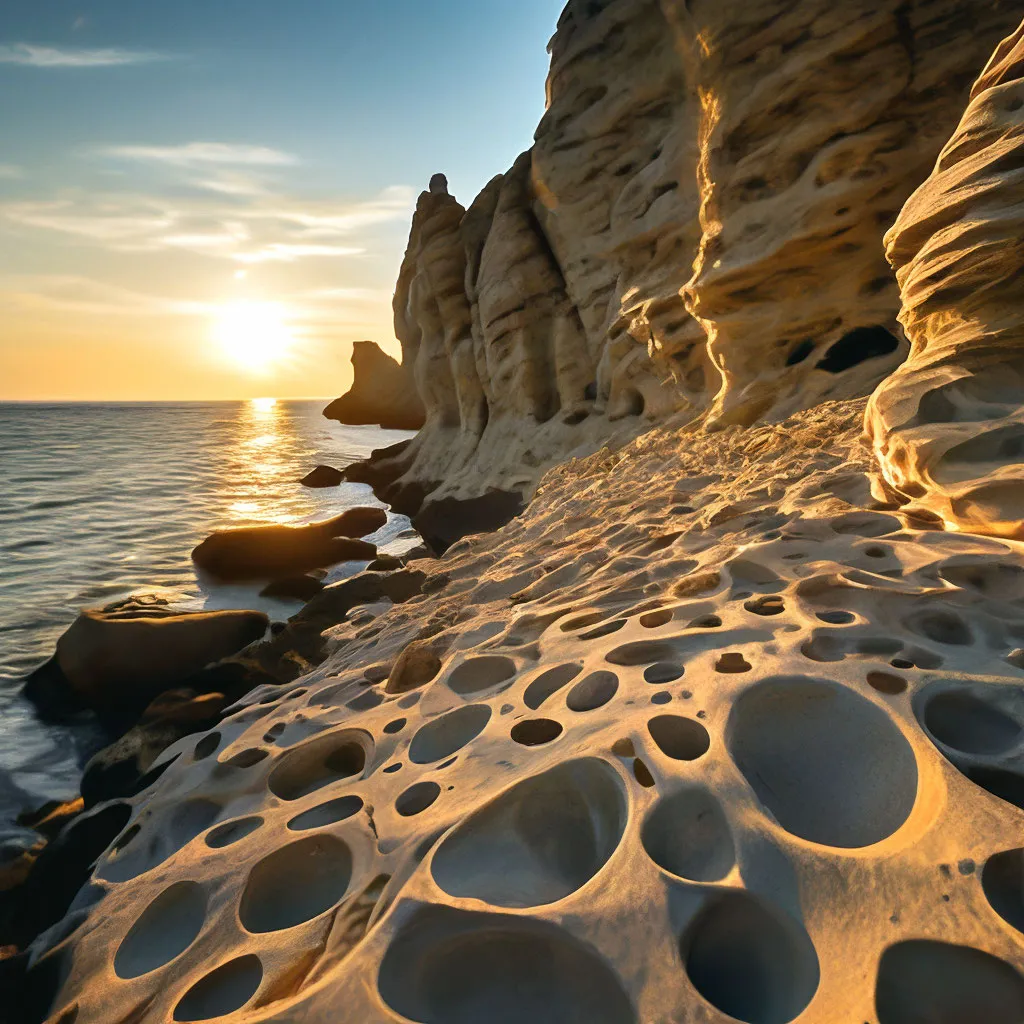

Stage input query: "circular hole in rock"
[
  {"left": 447, "top": 655, "right": 517, "bottom": 696},
  {"left": 115, "top": 881, "right": 207, "bottom": 979},
  {"left": 982, "top": 848, "right": 1024, "bottom": 934},
  {"left": 239, "top": 834, "right": 352, "bottom": 932},
  {"left": 193, "top": 733, "right": 219, "bottom": 761},
  {"left": 642, "top": 787, "right": 733, "bottom": 882},
  {"left": 396, "top": 781, "right": 441, "bottom": 816},
  {"left": 567, "top": 671, "right": 618, "bottom": 712},
  {"left": 347, "top": 690, "right": 383, "bottom": 712},
  {"left": 287, "top": 795, "right": 363, "bottom": 831},
  {"left": 383, "top": 762, "right": 402, "bottom": 773},
  {"left": 431, "top": 758, "right": 627, "bottom": 908},
  {"left": 816, "top": 610, "right": 854, "bottom": 624},
  {"left": 221, "top": 748, "right": 267, "bottom": 769},
  {"left": 647, "top": 715, "right": 710, "bottom": 761},
  {"left": 744, "top": 596, "right": 785, "bottom": 616},
  {"left": 640, "top": 609, "right": 673, "bottom": 628},
  {"left": 206, "top": 816, "right": 262, "bottom": 849},
  {"left": 607, "top": 641, "right": 678, "bottom": 667},
  {"left": 173, "top": 954, "right": 263, "bottom": 1021},
  {"left": 397, "top": 692, "right": 421, "bottom": 709},
  {"left": 688, "top": 614, "right": 722, "bottom": 628},
  {"left": 578, "top": 618, "right": 627, "bottom": 641},
  {"left": 716, "top": 652, "right": 751, "bottom": 673},
  {"left": 867, "top": 671, "right": 907, "bottom": 695},
  {"left": 922, "top": 688, "right": 1022, "bottom": 755},
  {"left": 644, "top": 662, "right": 683, "bottom": 684},
  {"left": 875, "top": 940, "right": 1024, "bottom": 1024},
  {"left": 633, "top": 758, "right": 655, "bottom": 787},
  {"left": 560, "top": 610, "right": 607, "bottom": 632},
  {"left": 651, "top": 691, "right": 672, "bottom": 705},
  {"left": 524, "top": 663, "right": 582, "bottom": 710},
  {"left": 409, "top": 704, "right": 491, "bottom": 764},
  {"left": 728, "top": 676, "right": 918, "bottom": 847},
  {"left": 683, "top": 892, "right": 819, "bottom": 1024},
  {"left": 510, "top": 718, "right": 563, "bottom": 746},
  {"left": 267, "top": 730, "right": 369, "bottom": 800},
  {"left": 378, "top": 905, "right": 636, "bottom": 1024},
  {"left": 383, "top": 717, "right": 406, "bottom": 734}
]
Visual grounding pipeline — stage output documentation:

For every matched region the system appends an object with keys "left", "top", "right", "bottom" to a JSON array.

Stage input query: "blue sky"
[{"left": 0, "top": 1, "right": 564, "bottom": 398}]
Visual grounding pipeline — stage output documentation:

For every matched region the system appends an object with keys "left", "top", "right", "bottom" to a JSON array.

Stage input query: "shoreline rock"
[{"left": 323, "top": 340, "right": 425, "bottom": 431}]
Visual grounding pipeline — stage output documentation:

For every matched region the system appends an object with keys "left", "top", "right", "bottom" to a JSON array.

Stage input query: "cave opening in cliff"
[{"left": 816, "top": 326, "right": 899, "bottom": 374}]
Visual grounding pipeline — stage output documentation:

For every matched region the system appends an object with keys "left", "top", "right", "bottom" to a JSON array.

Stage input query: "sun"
[{"left": 212, "top": 300, "right": 293, "bottom": 373}]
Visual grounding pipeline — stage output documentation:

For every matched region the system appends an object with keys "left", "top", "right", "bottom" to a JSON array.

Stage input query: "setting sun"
[{"left": 212, "top": 300, "right": 293, "bottom": 374}]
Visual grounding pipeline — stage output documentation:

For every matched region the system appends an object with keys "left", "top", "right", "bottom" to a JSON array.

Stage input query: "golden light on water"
[
  {"left": 251, "top": 396, "right": 277, "bottom": 412},
  {"left": 213, "top": 301, "right": 293, "bottom": 374}
]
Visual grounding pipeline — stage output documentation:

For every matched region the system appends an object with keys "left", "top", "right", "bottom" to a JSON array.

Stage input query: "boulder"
[
  {"left": 299, "top": 464, "right": 344, "bottom": 488},
  {"left": 323, "top": 340, "right": 426, "bottom": 430},
  {"left": 259, "top": 573, "right": 326, "bottom": 600},
  {"left": 23, "top": 607, "right": 269, "bottom": 720},
  {"left": 191, "top": 507, "right": 385, "bottom": 580}
]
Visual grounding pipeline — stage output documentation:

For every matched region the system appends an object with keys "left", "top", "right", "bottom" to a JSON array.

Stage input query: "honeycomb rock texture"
[
  {"left": 362, "top": 0, "right": 1018, "bottom": 516},
  {"left": 867, "top": 19, "right": 1024, "bottom": 538},
  {"left": 37, "top": 398, "right": 1024, "bottom": 1022}
]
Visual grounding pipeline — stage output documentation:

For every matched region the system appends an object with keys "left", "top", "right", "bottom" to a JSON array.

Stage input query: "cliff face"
[
  {"left": 345, "top": 0, "right": 1019, "bottom": 543},
  {"left": 323, "top": 341, "right": 424, "bottom": 432},
  {"left": 867, "top": 21, "right": 1024, "bottom": 537}
]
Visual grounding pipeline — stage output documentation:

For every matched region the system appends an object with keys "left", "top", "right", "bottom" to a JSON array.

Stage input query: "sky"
[{"left": 0, "top": 0, "right": 564, "bottom": 400}]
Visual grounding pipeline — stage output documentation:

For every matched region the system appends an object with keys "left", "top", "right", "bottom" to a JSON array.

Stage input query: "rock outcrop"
[
  {"left": 867, "top": 20, "right": 1024, "bottom": 537},
  {"left": 344, "top": 0, "right": 1019, "bottom": 534},
  {"left": 322, "top": 341, "right": 425, "bottom": 431}
]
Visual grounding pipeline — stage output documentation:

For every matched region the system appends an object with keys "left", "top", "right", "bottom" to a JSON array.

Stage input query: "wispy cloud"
[
  {"left": 0, "top": 43, "right": 166, "bottom": 68},
  {"left": 99, "top": 142, "right": 298, "bottom": 167},
  {"left": 234, "top": 242, "right": 365, "bottom": 264},
  {"left": 0, "top": 274, "right": 211, "bottom": 318}
]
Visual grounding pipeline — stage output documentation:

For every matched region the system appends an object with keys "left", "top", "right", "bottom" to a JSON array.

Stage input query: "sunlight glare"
[{"left": 213, "top": 301, "right": 293, "bottom": 374}]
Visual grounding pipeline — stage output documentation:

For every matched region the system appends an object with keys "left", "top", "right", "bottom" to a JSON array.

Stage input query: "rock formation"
[
  {"left": 867, "top": 20, "right": 1024, "bottom": 537},
  {"left": 322, "top": 342, "right": 425, "bottom": 432},
  {"left": 342, "top": 0, "right": 1019, "bottom": 535}
]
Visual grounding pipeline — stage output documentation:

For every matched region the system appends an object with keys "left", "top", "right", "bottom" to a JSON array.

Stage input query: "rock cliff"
[
  {"left": 343, "top": 0, "right": 1019, "bottom": 541},
  {"left": 323, "top": 341, "right": 424, "bottom": 431},
  {"left": 867, "top": 20, "right": 1024, "bottom": 537}
]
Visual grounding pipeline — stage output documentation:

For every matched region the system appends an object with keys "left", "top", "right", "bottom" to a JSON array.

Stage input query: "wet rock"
[
  {"left": 299, "top": 464, "right": 344, "bottom": 488},
  {"left": 259, "top": 573, "right": 326, "bottom": 600},
  {"left": 413, "top": 490, "right": 524, "bottom": 554},
  {"left": 191, "top": 507, "right": 384, "bottom": 581}
]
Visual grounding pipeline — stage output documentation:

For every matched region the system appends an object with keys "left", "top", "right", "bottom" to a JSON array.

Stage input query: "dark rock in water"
[
  {"left": 323, "top": 341, "right": 425, "bottom": 430},
  {"left": 367, "top": 553, "right": 403, "bottom": 572},
  {"left": 191, "top": 507, "right": 384, "bottom": 581},
  {"left": 23, "top": 608, "right": 269, "bottom": 720},
  {"left": 342, "top": 438, "right": 414, "bottom": 491},
  {"left": 413, "top": 490, "right": 524, "bottom": 554},
  {"left": 259, "top": 573, "right": 326, "bottom": 600},
  {"left": 401, "top": 543, "right": 433, "bottom": 562},
  {"left": 299, "top": 464, "right": 343, "bottom": 488}
]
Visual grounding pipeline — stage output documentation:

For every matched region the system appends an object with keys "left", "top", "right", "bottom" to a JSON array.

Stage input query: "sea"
[{"left": 0, "top": 399, "right": 414, "bottom": 849}]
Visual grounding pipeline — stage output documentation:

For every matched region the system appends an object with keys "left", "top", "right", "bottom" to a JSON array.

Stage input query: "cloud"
[
  {"left": 234, "top": 242, "right": 365, "bottom": 264},
  {"left": 0, "top": 274, "right": 211, "bottom": 318},
  {"left": 0, "top": 43, "right": 166, "bottom": 68},
  {"left": 0, "top": 164, "right": 23, "bottom": 179},
  {"left": 99, "top": 142, "right": 298, "bottom": 168}
]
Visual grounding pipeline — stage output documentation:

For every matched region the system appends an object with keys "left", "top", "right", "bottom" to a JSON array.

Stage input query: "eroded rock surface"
[
  {"left": 867, "top": 20, "right": 1024, "bottom": 538},
  {"left": 32, "top": 399, "right": 1024, "bottom": 1022}
]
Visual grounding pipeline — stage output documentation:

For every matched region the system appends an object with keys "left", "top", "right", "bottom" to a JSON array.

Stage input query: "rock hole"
[
  {"left": 683, "top": 892, "right": 819, "bottom": 1024},
  {"left": 744, "top": 596, "right": 785, "bottom": 616},
  {"left": 511, "top": 718, "right": 563, "bottom": 746},
  {"left": 644, "top": 663, "right": 684, "bottom": 684},
  {"left": 239, "top": 834, "right": 352, "bottom": 932},
  {"left": 409, "top": 704, "right": 491, "bottom": 764},
  {"left": 729, "top": 676, "right": 918, "bottom": 847},
  {"left": 647, "top": 715, "right": 710, "bottom": 760},
  {"left": 688, "top": 614, "right": 722, "bottom": 628},
  {"left": 192, "top": 733, "right": 220, "bottom": 761},
  {"left": 875, "top": 940, "right": 1024, "bottom": 1024},
  {"left": 560, "top": 611, "right": 606, "bottom": 632},
  {"left": 524, "top": 663, "right": 582, "bottom": 710},
  {"left": 716, "top": 653, "right": 751, "bottom": 673},
  {"left": 377, "top": 905, "right": 636, "bottom": 1024},
  {"left": 383, "top": 717, "right": 407, "bottom": 734},
  {"left": 642, "top": 787, "right": 734, "bottom": 882},
  {"left": 867, "top": 672, "right": 907, "bottom": 695},
  {"left": 396, "top": 781, "right": 441, "bottom": 817},
  {"left": 633, "top": 758, "right": 655, "bottom": 787},
  {"left": 906, "top": 609, "right": 973, "bottom": 646},
  {"left": 982, "top": 848, "right": 1024, "bottom": 934},
  {"left": 347, "top": 690, "right": 383, "bottom": 712},
  {"left": 115, "top": 881, "right": 207, "bottom": 979},
  {"left": 206, "top": 816, "right": 263, "bottom": 848},
  {"left": 815, "top": 325, "right": 898, "bottom": 373},
  {"left": 640, "top": 609, "right": 673, "bottom": 628},
  {"left": 567, "top": 671, "right": 619, "bottom": 712},
  {"left": 964, "top": 766, "right": 1024, "bottom": 811},
  {"left": 651, "top": 691, "right": 672, "bottom": 705},
  {"left": 267, "top": 731, "right": 370, "bottom": 800},
  {"left": 431, "top": 758, "right": 626, "bottom": 908},
  {"left": 447, "top": 655, "right": 517, "bottom": 696},
  {"left": 785, "top": 340, "right": 814, "bottom": 366},
  {"left": 286, "top": 795, "right": 363, "bottom": 831},
  {"left": 222, "top": 748, "right": 267, "bottom": 769},
  {"left": 922, "top": 689, "right": 1021, "bottom": 755},
  {"left": 816, "top": 610, "right": 854, "bottom": 624},
  {"left": 606, "top": 641, "right": 678, "bottom": 666},
  {"left": 173, "top": 955, "right": 263, "bottom": 1021},
  {"left": 578, "top": 618, "right": 627, "bottom": 641}
]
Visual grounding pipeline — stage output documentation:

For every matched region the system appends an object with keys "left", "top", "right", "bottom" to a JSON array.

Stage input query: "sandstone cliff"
[
  {"left": 323, "top": 341, "right": 424, "bottom": 431},
  {"left": 342, "top": 0, "right": 1018, "bottom": 543},
  {"left": 867, "top": 20, "right": 1024, "bottom": 537}
]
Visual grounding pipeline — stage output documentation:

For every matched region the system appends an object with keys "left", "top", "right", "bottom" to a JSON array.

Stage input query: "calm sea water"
[{"left": 0, "top": 399, "right": 413, "bottom": 847}]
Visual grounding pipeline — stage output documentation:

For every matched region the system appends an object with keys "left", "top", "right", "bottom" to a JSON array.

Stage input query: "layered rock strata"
[
  {"left": 867, "top": 20, "right": 1024, "bottom": 538},
  {"left": 346, "top": 0, "right": 1019, "bottom": 531}
]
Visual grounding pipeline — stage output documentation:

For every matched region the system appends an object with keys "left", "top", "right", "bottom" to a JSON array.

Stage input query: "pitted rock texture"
[
  {"left": 867, "top": 19, "right": 1024, "bottom": 539},
  {"left": 323, "top": 341, "right": 424, "bottom": 432},
  {"left": 36, "top": 399, "right": 1024, "bottom": 1022},
  {"left": 353, "top": 0, "right": 1019, "bottom": 519}
]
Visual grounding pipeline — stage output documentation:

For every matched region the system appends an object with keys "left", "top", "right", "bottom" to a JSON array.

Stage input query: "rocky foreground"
[{"left": 10, "top": 3, "right": 1024, "bottom": 1022}]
